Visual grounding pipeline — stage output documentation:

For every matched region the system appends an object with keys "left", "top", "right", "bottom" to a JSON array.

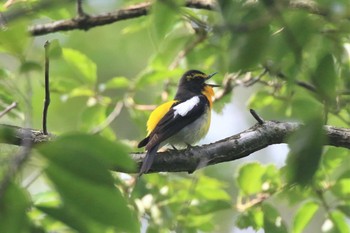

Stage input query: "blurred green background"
[{"left": 1, "top": 0, "right": 350, "bottom": 232}]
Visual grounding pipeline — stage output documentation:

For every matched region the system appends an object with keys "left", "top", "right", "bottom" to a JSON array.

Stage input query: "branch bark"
[
  {"left": 0, "top": 124, "right": 53, "bottom": 146},
  {"left": 2, "top": 121, "right": 349, "bottom": 174},
  {"left": 29, "top": 1, "right": 215, "bottom": 36},
  {"left": 128, "top": 121, "right": 350, "bottom": 173}
]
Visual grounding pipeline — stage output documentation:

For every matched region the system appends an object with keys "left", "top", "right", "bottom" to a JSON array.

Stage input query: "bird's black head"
[{"left": 175, "top": 70, "right": 218, "bottom": 100}]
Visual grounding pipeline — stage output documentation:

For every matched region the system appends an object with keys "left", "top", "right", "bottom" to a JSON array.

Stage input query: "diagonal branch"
[
  {"left": 0, "top": 102, "right": 17, "bottom": 119},
  {"left": 29, "top": 1, "right": 215, "bottom": 36}
]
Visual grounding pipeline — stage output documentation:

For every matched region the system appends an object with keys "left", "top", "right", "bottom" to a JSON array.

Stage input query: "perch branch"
[
  {"left": 126, "top": 121, "right": 350, "bottom": 174},
  {"left": 1, "top": 120, "right": 349, "bottom": 174}
]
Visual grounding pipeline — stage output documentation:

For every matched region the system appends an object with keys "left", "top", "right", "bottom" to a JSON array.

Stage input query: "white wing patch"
[{"left": 173, "top": 96, "right": 200, "bottom": 117}]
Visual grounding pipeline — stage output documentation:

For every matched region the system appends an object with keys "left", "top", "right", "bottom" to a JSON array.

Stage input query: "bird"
[{"left": 137, "top": 70, "right": 219, "bottom": 176}]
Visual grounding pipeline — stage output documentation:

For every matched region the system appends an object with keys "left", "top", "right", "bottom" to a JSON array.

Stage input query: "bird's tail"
[{"left": 138, "top": 144, "right": 159, "bottom": 177}]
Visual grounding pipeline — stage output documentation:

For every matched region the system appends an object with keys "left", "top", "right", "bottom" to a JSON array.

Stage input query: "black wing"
[{"left": 145, "top": 95, "right": 208, "bottom": 150}]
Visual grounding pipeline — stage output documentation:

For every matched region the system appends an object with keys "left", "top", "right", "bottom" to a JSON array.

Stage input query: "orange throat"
[{"left": 202, "top": 86, "right": 215, "bottom": 107}]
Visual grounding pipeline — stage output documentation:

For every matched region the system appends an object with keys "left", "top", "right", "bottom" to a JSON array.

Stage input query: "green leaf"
[
  {"left": 194, "top": 200, "right": 232, "bottom": 215},
  {"left": 0, "top": 21, "right": 29, "bottom": 56},
  {"left": 178, "top": 213, "right": 215, "bottom": 231},
  {"left": 229, "top": 25, "right": 270, "bottom": 71},
  {"left": 236, "top": 162, "right": 266, "bottom": 195},
  {"left": 248, "top": 90, "right": 275, "bottom": 110},
  {"left": 312, "top": 54, "right": 337, "bottom": 101},
  {"left": 262, "top": 164, "right": 282, "bottom": 193},
  {"left": 262, "top": 204, "right": 288, "bottom": 233},
  {"left": 39, "top": 147, "right": 138, "bottom": 233},
  {"left": 293, "top": 201, "right": 319, "bottom": 233},
  {"left": 69, "top": 87, "right": 95, "bottom": 98},
  {"left": 0, "top": 182, "right": 30, "bottom": 233},
  {"left": 236, "top": 207, "right": 264, "bottom": 231},
  {"left": 320, "top": 147, "right": 348, "bottom": 173},
  {"left": 100, "top": 76, "right": 129, "bottom": 91},
  {"left": 48, "top": 39, "right": 62, "bottom": 58},
  {"left": 331, "top": 179, "right": 350, "bottom": 200},
  {"left": 290, "top": 94, "right": 324, "bottom": 121},
  {"left": 323, "top": 210, "right": 350, "bottom": 233},
  {"left": 151, "top": 1, "right": 179, "bottom": 43},
  {"left": 79, "top": 105, "right": 107, "bottom": 132},
  {"left": 62, "top": 48, "right": 97, "bottom": 85},
  {"left": 337, "top": 204, "right": 350, "bottom": 218},
  {"left": 20, "top": 61, "right": 42, "bottom": 73},
  {"left": 286, "top": 117, "right": 325, "bottom": 185},
  {"left": 38, "top": 133, "right": 135, "bottom": 173},
  {"left": 36, "top": 206, "right": 94, "bottom": 233},
  {"left": 135, "top": 69, "right": 181, "bottom": 87}
]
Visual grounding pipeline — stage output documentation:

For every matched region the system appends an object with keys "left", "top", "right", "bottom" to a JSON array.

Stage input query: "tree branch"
[
  {"left": 29, "top": 1, "right": 215, "bottom": 36},
  {"left": 0, "top": 124, "right": 53, "bottom": 146},
  {"left": 128, "top": 121, "right": 350, "bottom": 174},
  {"left": 129, "top": 121, "right": 350, "bottom": 173},
  {"left": 1, "top": 120, "right": 349, "bottom": 174},
  {"left": 0, "top": 102, "right": 17, "bottom": 119}
]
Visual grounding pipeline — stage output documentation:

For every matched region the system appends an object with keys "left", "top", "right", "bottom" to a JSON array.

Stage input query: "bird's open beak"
[{"left": 205, "top": 72, "right": 220, "bottom": 87}]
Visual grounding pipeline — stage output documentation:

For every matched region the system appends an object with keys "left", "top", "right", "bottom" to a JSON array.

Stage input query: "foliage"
[{"left": 0, "top": 0, "right": 350, "bottom": 232}]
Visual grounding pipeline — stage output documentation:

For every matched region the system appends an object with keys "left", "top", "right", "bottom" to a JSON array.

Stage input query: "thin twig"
[
  {"left": 42, "top": 41, "right": 51, "bottom": 135},
  {"left": 263, "top": 64, "right": 318, "bottom": 93},
  {"left": 76, "top": 0, "right": 86, "bottom": 17},
  {"left": 236, "top": 193, "right": 270, "bottom": 212},
  {"left": 91, "top": 101, "right": 124, "bottom": 134},
  {"left": 0, "top": 102, "right": 17, "bottom": 119},
  {"left": 214, "top": 72, "right": 241, "bottom": 101},
  {"left": 250, "top": 109, "right": 265, "bottom": 125},
  {"left": 169, "top": 33, "right": 207, "bottom": 70},
  {"left": 133, "top": 104, "right": 157, "bottom": 111}
]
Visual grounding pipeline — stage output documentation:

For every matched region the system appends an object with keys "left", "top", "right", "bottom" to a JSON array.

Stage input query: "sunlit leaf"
[
  {"left": 62, "top": 48, "right": 97, "bottom": 85},
  {"left": 79, "top": 104, "right": 107, "bottom": 132},
  {"left": 293, "top": 201, "right": 319, "bottom": 233},
  {"left": 322, "top": 211, "right": 350, "bottom": 233},
  {"left": 48, "top": 39, "right": 62, "bottom": 58},
  {"left": 236, "top": 162, "right": 266, "bottom": 195},
  {"left": 100, "top": 76, "right": 129, "bottom": 91},
  {"left": 0, "top": 21, "right": 29, "bottom": 56},
  {"left": 151, "top": 1, "right": 179, "bottom": 43},
  {"left": 321, "top": 147, "right": 348, "bottom": 173},
  {"left": 331, "top": 178, "right": 350, "bottom": 200}
]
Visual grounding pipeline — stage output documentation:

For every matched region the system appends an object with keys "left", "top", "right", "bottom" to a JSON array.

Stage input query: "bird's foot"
[{"left": 185, "top": 142, "right": 194, "bottom": 149}]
